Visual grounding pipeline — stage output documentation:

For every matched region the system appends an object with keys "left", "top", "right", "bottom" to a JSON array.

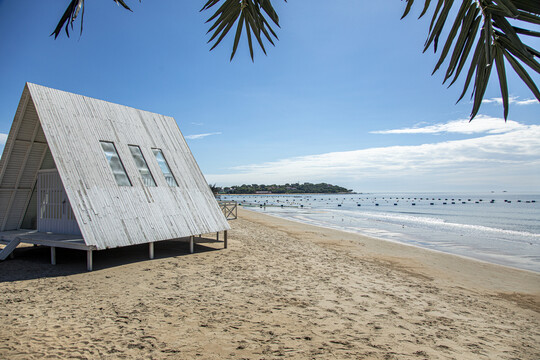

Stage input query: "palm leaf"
[
  {"left": 402, "top": 0, "right": 540, "bottom": 119},
  {"left": 202, "top": 0, "right": 286, "bottom": 60},
  {"left": 52, "top": 0, "right": 137, "bottom": 39},
  {"left": 494, "top": 45, "right": 509, "bottom": 119}
]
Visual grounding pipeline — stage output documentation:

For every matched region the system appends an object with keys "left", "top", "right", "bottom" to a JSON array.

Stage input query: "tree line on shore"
[{"left": 211, "top": 182, "right": 353, "bottom": 194}]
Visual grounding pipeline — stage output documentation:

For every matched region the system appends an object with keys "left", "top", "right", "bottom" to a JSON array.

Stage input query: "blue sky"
[{"left": 0, "top": 1, "right": 538, "bottom": 192}]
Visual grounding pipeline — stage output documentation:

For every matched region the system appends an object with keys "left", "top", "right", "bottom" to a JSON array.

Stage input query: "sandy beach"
[{"left": 1, "top": 207, "right": 539, "bottom": 359}]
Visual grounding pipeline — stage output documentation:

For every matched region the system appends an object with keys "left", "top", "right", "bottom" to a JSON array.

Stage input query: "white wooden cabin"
[{"left": 0, "top": 83, "right": 230, "bottom": 270}]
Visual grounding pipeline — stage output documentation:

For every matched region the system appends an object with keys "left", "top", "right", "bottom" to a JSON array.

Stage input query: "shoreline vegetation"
[
  {"left": 1, "top": 209, "right": 538, "bottom": 359},
  {"left": 213, "top": 182, "right": 354, "bottom": 195}
]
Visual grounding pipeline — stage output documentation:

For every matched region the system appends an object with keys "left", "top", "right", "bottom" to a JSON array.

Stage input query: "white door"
[{"left": 37, "top": 170, "right": 81, "bottom": 235}]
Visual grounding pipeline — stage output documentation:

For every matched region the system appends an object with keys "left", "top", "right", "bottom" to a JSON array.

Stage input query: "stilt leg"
[
  {"left": 51, "top": 247, "right": 56, "bottom": 265},
  {"left": 149, "top": 242, "right": 154, "bottom": 259},
  {"left": 190, "top": 236, "right": 194, "bottom": 254},
  {"left": 87, "top": 250, "right": 93, "bottom": 271},
  {"left": 224, "top": 230, "right": 228, "bottom": 249},
  {"left": 216, "top": 232, "right": 219, "bottom": 241}
]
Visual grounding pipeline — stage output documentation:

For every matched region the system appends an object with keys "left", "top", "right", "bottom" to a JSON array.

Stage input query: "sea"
[{"left": 219, "top": 193, "right": 540, "bottom": 273}]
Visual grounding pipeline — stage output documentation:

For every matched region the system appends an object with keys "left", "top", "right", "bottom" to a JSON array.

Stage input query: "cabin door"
[{"left": 37, "top": 170, "right": 81, "bottom": 235}]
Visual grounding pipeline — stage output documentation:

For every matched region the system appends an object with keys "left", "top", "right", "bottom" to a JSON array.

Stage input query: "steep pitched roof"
[{"left": 0, "top": 83, "right": 229, "bottom": 250}]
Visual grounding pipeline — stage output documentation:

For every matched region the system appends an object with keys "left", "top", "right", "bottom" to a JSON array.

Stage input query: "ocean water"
[{"left": 219, "top": 193, "right": 540, "bottom": 273}]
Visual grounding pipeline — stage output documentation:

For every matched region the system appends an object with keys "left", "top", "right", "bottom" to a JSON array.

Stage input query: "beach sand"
[{"left": 0, "top": 207, "right": 538, "bottom": 359}]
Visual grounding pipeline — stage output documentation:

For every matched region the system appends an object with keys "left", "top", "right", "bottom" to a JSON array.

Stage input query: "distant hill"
[{"left": 215, "top": 182, "right": 354, "bottom": 194}]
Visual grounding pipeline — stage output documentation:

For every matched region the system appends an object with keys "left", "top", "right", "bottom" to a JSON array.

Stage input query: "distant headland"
[{"left": 213, "top": 182, "right": 354, "bottom": 194}]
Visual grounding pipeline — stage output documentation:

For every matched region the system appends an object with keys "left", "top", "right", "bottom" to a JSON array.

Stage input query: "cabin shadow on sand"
[{"left": 0, "top": 237, "right": 223, "bottom": 282}]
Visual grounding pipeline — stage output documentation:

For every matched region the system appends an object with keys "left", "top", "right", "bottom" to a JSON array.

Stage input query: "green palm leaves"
[
  {"left": 51, "top": 0, "right": 136, "bottom": 39},
  {"left": 401, "top": 0, "right": 540, "bottom": 119},
  {"left": 51, "top": 1, "right": 538, "bottom": 119},
  {"left": 201, "top": 0, "right": 284, "bottom": 61}
]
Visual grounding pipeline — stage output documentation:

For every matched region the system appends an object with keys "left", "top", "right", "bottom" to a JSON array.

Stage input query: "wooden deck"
[
  {"left": 0, "top": 230, "right": 92, "bottom": 250},
  {"left": 0, "top": 230, "right": 228, "bottom": 271}
]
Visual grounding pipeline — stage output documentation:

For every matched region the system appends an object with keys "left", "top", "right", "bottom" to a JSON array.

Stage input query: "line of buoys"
[{"left": 228, "top": 195, "right": 537, "bottom": 209}]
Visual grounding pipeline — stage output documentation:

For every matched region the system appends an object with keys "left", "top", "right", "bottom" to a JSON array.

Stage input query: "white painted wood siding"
[
  {"left": 37, "top": 170, "right": 81, "bottom": 235},
  {"left": 0, "top": 89, "right": 48, "bottom": 231},
  {"left": 1, "top": 83, "right": 229, "bottom": 250}
]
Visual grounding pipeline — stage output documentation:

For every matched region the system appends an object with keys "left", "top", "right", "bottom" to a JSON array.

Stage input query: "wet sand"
[{"left": 1, "top": 207, "right": 539, "bottom": 359}]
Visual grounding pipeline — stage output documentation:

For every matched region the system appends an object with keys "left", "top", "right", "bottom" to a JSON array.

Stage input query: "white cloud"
[
  {"left": 206, "top": 119, "right": 540, "bottom": 191},
  {"left": 191, "top": 122, "right": 204, "bottom": 126},
  {"left": 185, "top": 132, "right": 222, "bottom": 140},
  {"left": 0, "top": 133, "right": 7, "bottom": 158},
  {"left": 371, "top": 115, "right": 525, "bottom": 135},
  {"left": 483, "top": 96, "right": 538, "bottom": 106}
]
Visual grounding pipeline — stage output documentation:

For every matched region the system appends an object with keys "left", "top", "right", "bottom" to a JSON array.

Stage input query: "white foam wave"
[{"left": 326, "top": 209, "right": 540, "bottom": 239}]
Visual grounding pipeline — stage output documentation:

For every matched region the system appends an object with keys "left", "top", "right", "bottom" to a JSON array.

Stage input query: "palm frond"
[
  {"left": 402, "top": 0, "right": 540, "bottom": 120},
  {"left": 201, "top": 0, "right": 286, "bottom": 61},
  {"left": 51, "top": 0, "right": 137, "bottom": 39}
]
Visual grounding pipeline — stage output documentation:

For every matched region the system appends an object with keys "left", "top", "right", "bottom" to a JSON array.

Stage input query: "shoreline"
[
  {"left": 242, "top": 206, "right": 540, "bottom": 277},
  {"left": 238, "top": 208, "right": 540, "bottom": 296},
  {"left": 1, "top": 207, "right": 538, "bottom": 359}
]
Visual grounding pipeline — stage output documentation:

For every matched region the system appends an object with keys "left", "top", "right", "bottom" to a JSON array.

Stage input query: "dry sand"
[{"left": 0, "top": 207, "right": 539, "bottom": 359}]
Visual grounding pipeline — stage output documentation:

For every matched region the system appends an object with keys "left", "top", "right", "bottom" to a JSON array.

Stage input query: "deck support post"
[
  {"left": 224, "top": 230, "right": 228, "bottom": 249},
  {"left": 50, "top": 247, "right": 56, "bottom": 265},
  {"left": 149, "top": 242, "right": 154, "bottom": 259},
  {"left": 87, "top": 250, "right": 93, "bottom": 271},
  {"left": 216, "top": 232, "right": 219, "bottom": 241},
  {"left": 189, "top": 236, "right": 194, "bottom": 254}
]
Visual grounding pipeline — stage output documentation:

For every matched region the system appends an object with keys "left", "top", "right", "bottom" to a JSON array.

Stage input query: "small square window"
[
  {"left": 100, "top": 141, "right": 131, "bottom": 186},
  {"left": 152, "top": 149, "right": 178, "bottom": 187},
  {"left": 128, "top": 145, "right": 156, "bottom": 187}
]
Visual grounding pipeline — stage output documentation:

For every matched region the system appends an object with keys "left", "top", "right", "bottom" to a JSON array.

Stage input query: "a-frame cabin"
[{"left": 0, "top": 83, "right": 230, "bottom": 270}]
